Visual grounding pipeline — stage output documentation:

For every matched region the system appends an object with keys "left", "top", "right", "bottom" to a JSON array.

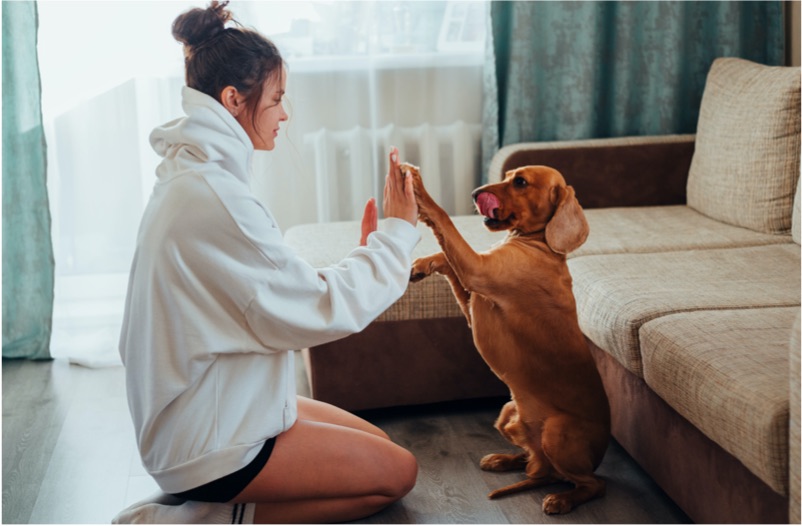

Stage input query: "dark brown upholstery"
[
  {"left": 492, "top": 137, "right": 695, "bottom": 209},
  {"left": 588, "top": 339, "right": 788, "bottom": 524},
  {"left": 302, "top": 317, "right": 507, "bottom": 412}
]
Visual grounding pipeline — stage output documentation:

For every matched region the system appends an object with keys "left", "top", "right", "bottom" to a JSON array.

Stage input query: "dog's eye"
[{"left": 513, "top": 177, "right": 528, "bottom": 188}]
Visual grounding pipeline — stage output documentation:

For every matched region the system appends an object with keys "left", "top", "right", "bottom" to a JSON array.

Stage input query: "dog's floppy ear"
[{"left": 545, "top": 185, "right": 589, "bottom": 255}]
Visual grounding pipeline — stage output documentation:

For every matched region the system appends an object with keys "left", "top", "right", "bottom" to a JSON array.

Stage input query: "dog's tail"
[{"left": 487, "top": 478, "right": 543, "bottom": 499}]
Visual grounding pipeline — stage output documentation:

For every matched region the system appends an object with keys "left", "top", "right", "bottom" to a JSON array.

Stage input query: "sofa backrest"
[{"left": 686, "top": 57, "right": 801, "bottom": 235}]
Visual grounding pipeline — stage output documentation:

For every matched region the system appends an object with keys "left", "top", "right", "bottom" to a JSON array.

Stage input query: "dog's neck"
[
  {"left": 508, "top": 228, "right": 546, "bottom": 241},
  {"left": 507, "top": 228, "right": 565, "bottom": 256}
]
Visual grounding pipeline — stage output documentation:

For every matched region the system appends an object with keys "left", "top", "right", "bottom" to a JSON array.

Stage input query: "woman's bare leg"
[
  {"left": 233, "top": 398, "right": 417, "bottom": 524},
  {"left": 295, "top": 396, "right": 389, "bottom": 439}
]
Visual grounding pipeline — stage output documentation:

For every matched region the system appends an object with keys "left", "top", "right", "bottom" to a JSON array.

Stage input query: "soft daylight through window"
[{"left": 37, "top": 1, "right": 486, "bottom": 366}]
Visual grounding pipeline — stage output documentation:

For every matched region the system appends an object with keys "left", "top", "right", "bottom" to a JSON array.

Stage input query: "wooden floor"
[{"left": 3, "top": 356, "right": 690, "bottom": 524}]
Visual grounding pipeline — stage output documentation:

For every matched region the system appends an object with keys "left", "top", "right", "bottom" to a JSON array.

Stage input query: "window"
[{"left": 38, "top": 1, "right": 486, "bottom": 364}]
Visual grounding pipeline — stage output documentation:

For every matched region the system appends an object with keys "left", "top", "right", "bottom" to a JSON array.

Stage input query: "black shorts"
[{"left": 172, "top": 437, "right": 277, "bottom": 503}]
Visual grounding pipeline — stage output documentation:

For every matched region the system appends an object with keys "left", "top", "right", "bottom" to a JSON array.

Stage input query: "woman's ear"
[{"left": 220, "top": 86, "right": 245, "bottom": 118}]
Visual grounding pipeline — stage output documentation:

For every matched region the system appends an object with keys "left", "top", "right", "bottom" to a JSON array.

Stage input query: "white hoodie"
[{"left": 119, "top": 87, "right": 420, "bottom": 494}]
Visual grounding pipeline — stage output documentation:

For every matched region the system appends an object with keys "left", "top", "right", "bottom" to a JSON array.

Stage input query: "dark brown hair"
[{"left": 172, "top": 1, "right": 284, "bottom": 125}]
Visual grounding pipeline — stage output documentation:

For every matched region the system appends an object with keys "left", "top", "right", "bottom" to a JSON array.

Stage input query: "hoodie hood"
[{"left": 150, "top": 86, "right": 254, "bottom": 185}]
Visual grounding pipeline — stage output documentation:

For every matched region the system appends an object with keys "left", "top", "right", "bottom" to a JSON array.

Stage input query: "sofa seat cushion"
[
  {"left": 286, "top": 209, "right": 796, "bottom": 323},
  {"left": 639, "top": 307, "right": 799, "bottom": 495},
  {"left": 568, "top": 244, "right": 801, "bottom": 377},
  {"left": 575, "top": 205, "right": 792, "bottom": 257},
  {"left": 284, "top": 216, "right": 505, "bottom": 322},
  {"left": 686, "top": 58, "right": 801, "bottom": 235}
]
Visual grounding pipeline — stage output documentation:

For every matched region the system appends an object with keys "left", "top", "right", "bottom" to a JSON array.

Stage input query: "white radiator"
[{"left": 304, "top": 122, "right": 482, "bottom": 222}]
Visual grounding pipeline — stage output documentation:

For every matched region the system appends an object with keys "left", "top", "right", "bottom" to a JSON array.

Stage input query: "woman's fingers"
[
  {"left": 388, "top": 146, "right": 400, "bottom": 176},
  {"left": 382, "top": 146, "right": 418, "bottom": 226},
  {"left": 387, "top": 147, "right": 401, "bottom": 195},
  {"left": 359, "top": 197, "right": 377, "bottom": 246}
]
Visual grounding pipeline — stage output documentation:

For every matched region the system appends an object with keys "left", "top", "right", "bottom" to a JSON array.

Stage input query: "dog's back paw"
[
  {"left": 542, "top": 493, "right": 574, "bottom": 514},
  {"left": 541, "top": 478, "right": 605, "bottom": 514},
  {"left": 480, "top": 452, "right": 527, "bottom": 472}
]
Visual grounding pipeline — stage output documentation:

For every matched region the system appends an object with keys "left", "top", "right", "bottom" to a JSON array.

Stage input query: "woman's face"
[{"left": 238, "top": 71, "right": 288, "bottom": 151}]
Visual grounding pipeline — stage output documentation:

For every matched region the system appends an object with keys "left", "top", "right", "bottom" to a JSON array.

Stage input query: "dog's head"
[{"left": 472, "top": 165, "right": 589, "bottom": 254}]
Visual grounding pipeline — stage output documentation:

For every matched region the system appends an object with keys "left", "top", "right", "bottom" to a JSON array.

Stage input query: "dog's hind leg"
[
  {"left": 485, "top": 453, "right": 558, "bottom": 499},
  {"left": 481, "top": 401, "right": 545, "bottom": 474},
  {"left": 487, "top": 476, "right": 553, "bottom": 499},
  {"left": 481, "top": 402, "right": 527, "bottom": 471},
  {"left": 541, "top": 473, "right": 605, "bottom": 515},
  {"left": 539, "top": 417, "right": 607, "bottom": 514}
]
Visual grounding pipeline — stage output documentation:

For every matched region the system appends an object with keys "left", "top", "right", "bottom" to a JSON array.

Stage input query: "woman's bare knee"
[
  {"left": 399, "top": 453, "right": 418, "bottom": 498},
  {"left": 247, "top": 446, "right": 416, "bottom": 524},
  {"left": 381, "top": 447, "right": 418, "bottom": 500},
  {"left": 236, "top": 419, "right": 416, "bottom": 505}
]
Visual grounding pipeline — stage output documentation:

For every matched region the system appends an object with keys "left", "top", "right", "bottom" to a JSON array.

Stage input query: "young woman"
[{"left": 117, "top": 2, "right": 419, "bottom": 523}]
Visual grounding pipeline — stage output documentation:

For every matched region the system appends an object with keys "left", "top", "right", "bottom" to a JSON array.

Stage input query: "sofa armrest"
[{"left": 488, "top": 134, "right": 696, "bottom": 209}]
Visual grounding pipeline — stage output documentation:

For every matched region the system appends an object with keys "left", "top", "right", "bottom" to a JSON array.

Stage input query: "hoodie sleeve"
[
  {"left": 243, "top": 217, "right": 420, "bottom": 351},
  {"left": 196, "top": 175, "right": 421, "bottom": 352}
]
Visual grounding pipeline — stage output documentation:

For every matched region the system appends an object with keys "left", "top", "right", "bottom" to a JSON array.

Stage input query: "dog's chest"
[
  {"left": 468, "top": 286, "right": 577, "bottom": 374},
  {"left": 468, "top": 296, "right": 518, "bottom": 370}
]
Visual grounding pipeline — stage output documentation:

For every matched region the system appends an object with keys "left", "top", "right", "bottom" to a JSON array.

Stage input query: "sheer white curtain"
[{"left": 38, "top": 0, "right": 486, "bottom": 366}]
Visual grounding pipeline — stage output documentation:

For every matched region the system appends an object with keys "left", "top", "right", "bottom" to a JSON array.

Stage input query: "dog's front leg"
[
  {"left": 404, "top": 164, "right": 489, "bottom": 294},
  {"left": 411, "top": 253, "right": 472, "bottom": 326}
]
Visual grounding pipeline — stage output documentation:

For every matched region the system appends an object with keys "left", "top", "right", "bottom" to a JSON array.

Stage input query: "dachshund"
[{"left": 406, "top": 163, "right": 610, "bottom": 514}]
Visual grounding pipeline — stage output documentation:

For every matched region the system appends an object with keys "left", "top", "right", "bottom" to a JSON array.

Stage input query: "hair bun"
[{"left": 172, "top": 1, "right": 233, "bottom": 50}]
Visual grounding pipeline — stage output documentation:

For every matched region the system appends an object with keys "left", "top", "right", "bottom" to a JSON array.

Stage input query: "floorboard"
[
  {"left": 2, "top": 356, "right": 690, "bottom": 524},
  {"left": 3, "top": 359, "right": 75, "bottom": 524},
  {"left": 355, "top": 400, "right": 689, "bottom": 524}
]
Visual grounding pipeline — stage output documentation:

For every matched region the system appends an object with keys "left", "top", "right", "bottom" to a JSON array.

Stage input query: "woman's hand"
[
  {"left": 382, "top": 146, "right": 418, "bottom": 226},
  {"left": 359, "top": 198, "right": 378, "bottom": 246}
]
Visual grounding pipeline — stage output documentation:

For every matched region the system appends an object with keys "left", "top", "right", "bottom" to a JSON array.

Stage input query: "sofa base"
[
  {"left": 302, "top": 317, "right": 508, "bottom": 412},
  {"left": 588, "top": 339, "right": 788, "bottom": 524},
  {"left": 303, "top": 318, "right": 789, "bottom": 523}
]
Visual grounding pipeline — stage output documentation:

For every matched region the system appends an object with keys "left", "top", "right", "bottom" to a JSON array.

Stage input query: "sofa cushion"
[
  {"left": 639, "top": 307, "right": 799, "bottom": 495},
  {"left": 686, "top": 58, "right": 801, "bottom": 235},
  {"left": 286, "top": 210, "right": 796, "bottom": 323},
  {"left": 284, "top": 216, "right": 506, "bottom": 322},
  {"left": 568, "top": 244, "right": 801, "bottom": 377},
  {"left": 575, "top": 205, "right": 791, "bottom": 257}
]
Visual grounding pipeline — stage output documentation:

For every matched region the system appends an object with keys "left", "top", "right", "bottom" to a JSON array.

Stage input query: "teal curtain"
[
  {"left": 482, "top": 0, "right": 785, "bottom": 179},
  {"left": 2, "top": 1, "right": 54, "bottom": 360}
]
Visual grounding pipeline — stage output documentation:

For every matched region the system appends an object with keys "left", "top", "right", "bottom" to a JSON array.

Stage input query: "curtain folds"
[
  {"left": 2, "top": 1, "right": 55, "bottom": 360},
  {"left": 482, "top": 0, "right": 785, "bottom": 180}
]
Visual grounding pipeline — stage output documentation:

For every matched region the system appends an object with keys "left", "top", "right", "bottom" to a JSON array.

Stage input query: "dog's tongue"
[{"left": 476, "top": 192, "right": 500, "bottom": 219}]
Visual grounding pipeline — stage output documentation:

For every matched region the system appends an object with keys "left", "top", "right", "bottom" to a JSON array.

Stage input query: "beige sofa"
[{"left": 284, "top": 58, "right": 800, "bottom": 523}]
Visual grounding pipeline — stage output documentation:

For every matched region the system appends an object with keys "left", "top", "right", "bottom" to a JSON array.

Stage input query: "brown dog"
[{"left": 406, "top": 163, "right": 610, "bottom": 514}]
